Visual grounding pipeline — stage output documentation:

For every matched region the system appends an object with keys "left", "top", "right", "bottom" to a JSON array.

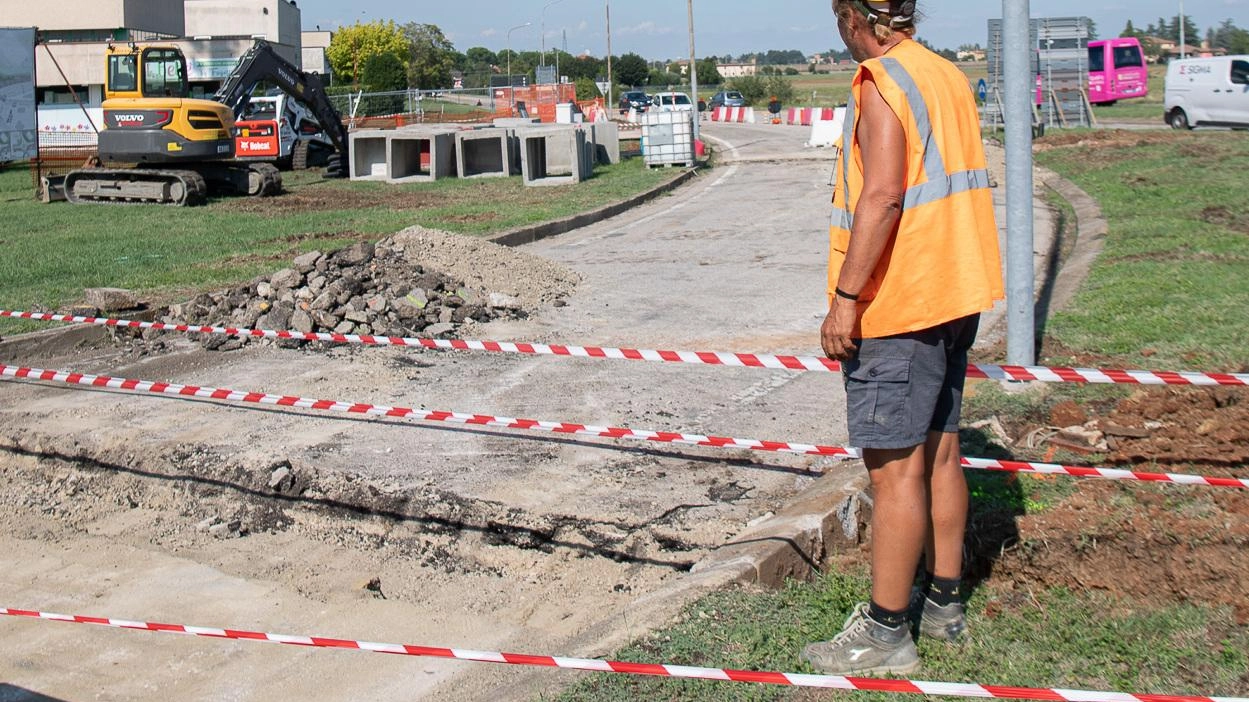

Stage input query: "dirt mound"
[
  {"left": 1034, "top": 129, "right": 1182, "bottom": 152},
  {"left": 77, "top": 226, "right": 583, "bottom": 352},
  {"left": 981, "top": 477, "right": 1249, "bottom": 623},
  {"left": 1106, "top": 388, "right": 1249, "bottom": 466},
  {"left": 959, "top": 386, "right": 1249, "bottom": 622},
  {"left": 388, "top": 225, "right": 581, "bottom": 308}
]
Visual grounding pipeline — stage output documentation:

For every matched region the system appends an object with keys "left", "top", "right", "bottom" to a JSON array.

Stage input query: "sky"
[{"left": 295, "top": 1, "right": 1246, "bottom": 60}]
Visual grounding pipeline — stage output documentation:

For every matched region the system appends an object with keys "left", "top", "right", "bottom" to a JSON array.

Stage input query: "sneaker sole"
[
  {"left": 801, "top": 652, "right": 922, "bottom": 677},
  {"left": 919, "top": 620, "right": 965, "bottom": 642}
]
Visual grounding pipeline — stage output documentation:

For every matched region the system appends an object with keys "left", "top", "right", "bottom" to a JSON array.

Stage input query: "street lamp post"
[
  {"left": 541, "top": 0, "right": 565, "bottom": 68},
  {"left": 606, "top": 0, "right": 613, "bottom": 112},
  {"left": 507, "top": 22, "right": 531, "bottom": 112}
]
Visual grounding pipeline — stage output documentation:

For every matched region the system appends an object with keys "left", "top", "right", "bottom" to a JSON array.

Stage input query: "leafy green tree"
[
  {"left": 403, "top": 22, "right": 455, "bottom": 89},
  {"left": 615, "top": 52, "right": 649, "bottom": 88},
  {"left": 360, "top": 51, "right": 408, "bottom": 91},
  {"left": 465, "top": 47, "right": 498, "bottom": 67},
  {"left": 574, "top": 77, "right": 600, "bottom": 101},
  {"left": 729, "top": 75, "right": 765, "bottom": 105},
  {"left": 1212, "top": 19, "right": 1249, "bottom": 54},
  {"left": 326, "top": 20, "right": 408, "bottom": 86},
  {"left": 695, "top": 58, "right": 722, "bottom": 86},
  {"left": 648, "top": 68, "right": 680, "bottom": 88},
  {"left": 763, "top": 75, "right": 795, "bottom": 105}
]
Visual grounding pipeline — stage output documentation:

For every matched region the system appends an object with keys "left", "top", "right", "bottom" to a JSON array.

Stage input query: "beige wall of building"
[
  {"left": 185, "top": 0, "right": 300, "bottom": 45},
  {"left": 29, "top": 0, "right": 302, "bottom": 105},
  {"left": 301, "top": 30, "right": 332, "bottom": 75},
  {"left": 0, "top": 0, "right": 184, "bottom": 36},
  {"left": 717, "top": 63, "right": 757, "bottom": 79}
]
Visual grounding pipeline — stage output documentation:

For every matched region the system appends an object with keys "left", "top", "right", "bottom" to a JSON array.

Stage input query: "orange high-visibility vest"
[{"left": 829, "top": 39, "right": 1004, "bottom": 338}]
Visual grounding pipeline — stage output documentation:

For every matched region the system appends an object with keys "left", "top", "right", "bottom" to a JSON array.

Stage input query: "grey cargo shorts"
[{"left": 842, "top": 314, "right": 980, "bottom": 450}]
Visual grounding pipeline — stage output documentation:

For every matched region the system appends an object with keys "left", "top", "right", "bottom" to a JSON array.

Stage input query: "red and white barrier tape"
[
  {"left": 2, "top": 364, "right": 1245, "bottom": 489},
  {"left": 4, "top": 310, "right": 1248, "bottom": 388},
  {"left": 3, "top": 607, "right": 1243, "bottom": 702}
]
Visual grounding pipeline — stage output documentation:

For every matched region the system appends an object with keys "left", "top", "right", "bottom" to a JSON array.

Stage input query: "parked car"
[
  {"left": 708, "top": 90, "right": 746, "bottom": 109},
  {"left": 619, "top": 90, "right": 650, "bottom": 113},
  {"left": 651, "top": 91, "right": 695, "bottom": 112},
  {"left": 1165, "top": 55, "right": 1249, "bottom": 130}
]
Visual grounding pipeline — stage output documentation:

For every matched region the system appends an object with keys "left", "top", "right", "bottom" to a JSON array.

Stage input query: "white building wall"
[{"left": 0, "top": 0, "right": 183, "bottom": 36}]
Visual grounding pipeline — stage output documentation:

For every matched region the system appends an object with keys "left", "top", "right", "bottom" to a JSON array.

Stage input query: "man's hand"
[{"left": 820, "top": 297, "right": 859, "bottom": 361}]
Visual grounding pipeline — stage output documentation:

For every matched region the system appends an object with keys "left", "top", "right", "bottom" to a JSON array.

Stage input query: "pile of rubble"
[{"left": 166, "top": 238, "right": 532, "bottom": 350}]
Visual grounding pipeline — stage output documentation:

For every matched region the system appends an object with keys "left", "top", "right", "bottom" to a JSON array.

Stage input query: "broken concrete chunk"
[
  {"left": 269, "top": 268, "right": 303, "bottom": 291},
  {"left": 488, "top": 292, "right": 523, "bottom": 310},
  {"left": 293, "top": 250, "right": 322, "bottom": 273},
  {"left": 84, "top": 288, "right": 141, "bottom": 312}
]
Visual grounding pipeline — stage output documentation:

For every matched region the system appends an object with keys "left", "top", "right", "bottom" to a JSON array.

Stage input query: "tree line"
[{"left": 1120, "top": 15, "right": 1249, "bottom": 57}]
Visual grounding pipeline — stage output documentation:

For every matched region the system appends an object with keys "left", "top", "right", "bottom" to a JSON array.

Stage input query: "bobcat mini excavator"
[{"left": 64, "top": 41, "right": 347, "bottom": 206}]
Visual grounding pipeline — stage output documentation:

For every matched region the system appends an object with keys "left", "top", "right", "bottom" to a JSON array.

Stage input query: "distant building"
[
  {"left": 0, "top": 0, "right": 303, "bottom": 132},
  {"left": 716, "top": 61, "right": 757, "bottom": 79},
  {"left": 302, "top": 29, "right": 332, "bottom": 76}
]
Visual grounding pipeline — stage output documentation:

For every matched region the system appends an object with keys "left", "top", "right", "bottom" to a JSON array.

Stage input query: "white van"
[{"left": 1165, "top": 55, "right": 1249, "bottom": 129}]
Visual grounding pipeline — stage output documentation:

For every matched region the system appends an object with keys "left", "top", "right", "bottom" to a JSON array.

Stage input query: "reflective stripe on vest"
[{"left": 831, "top": 57, "right": 991, "bottom": 229}]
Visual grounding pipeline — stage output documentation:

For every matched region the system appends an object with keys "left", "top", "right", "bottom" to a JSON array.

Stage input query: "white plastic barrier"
[{"left": 807, "top": 107, "right": 846, "bottom": 148}]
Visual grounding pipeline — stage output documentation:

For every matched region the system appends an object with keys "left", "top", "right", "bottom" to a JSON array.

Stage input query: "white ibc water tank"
[{"left": 640, "top": 110, "right": 694, "bottom": 167}]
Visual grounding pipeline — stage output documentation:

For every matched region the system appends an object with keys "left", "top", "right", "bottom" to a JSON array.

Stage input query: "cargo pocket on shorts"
[{"left": 846, "top": 357, "right": 911, "bottom": 428}]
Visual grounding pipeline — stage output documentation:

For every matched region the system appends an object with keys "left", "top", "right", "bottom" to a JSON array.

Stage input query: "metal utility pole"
[
  {"left": 606, "top": 1, "right": 613, "bottom": 111},
  {"left": 541, "top": 0, "right": 565, "bottom": 68},
  {"left": 1003, "top": 0, "right": 1036, "bottom": 366},
  {"left": 1179, "top": 0, "right": 1186, "bottom": 60},
  {"left": 687, "top": 0, "right": 700, "bottom": 142}
]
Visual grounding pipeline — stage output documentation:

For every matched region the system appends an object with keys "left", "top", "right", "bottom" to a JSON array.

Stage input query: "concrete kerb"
[
  {"left": 487, "top": 168, "right": 699, "bottom": 247},
  {"left": 1035, "top": 164, "right": 1108, "bottom": 316}
]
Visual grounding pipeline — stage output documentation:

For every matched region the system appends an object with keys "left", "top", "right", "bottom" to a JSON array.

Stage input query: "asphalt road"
[{"left": 0, "top": 120, "right": 860, "bottom": 701}]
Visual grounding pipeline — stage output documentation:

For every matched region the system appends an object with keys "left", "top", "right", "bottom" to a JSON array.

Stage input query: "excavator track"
[
  {"left": 64, "top": 168, "right": 209, "bottom": 206},
  {"left": 245, "top": 162, "right": 283, "bottom": 197}
]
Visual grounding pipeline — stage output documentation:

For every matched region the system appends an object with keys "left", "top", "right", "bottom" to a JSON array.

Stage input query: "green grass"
[
  {"left": 549, "top": 571, "right": 1249, "bottom": 701},
  {"left": 1034, "top": 130, "right": 1249, "bottom": 371},
  {"left": 0, "top": 158, "right": 677, "bottom": 324}
]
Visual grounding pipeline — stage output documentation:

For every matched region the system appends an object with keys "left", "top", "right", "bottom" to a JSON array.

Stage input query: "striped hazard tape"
[
  {"left": 1, "top": 606, "right": 1243, "bottom": 702},
  {"left": 4, "top": 310, "right": 1248, "bottom": 387},
  {"left": 2, "top": 364, "right": 1245, "bottom": 489}
]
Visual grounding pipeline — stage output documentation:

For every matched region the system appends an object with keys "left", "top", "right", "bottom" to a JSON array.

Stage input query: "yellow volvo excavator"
[{"left": 65, "top": 41, "right": 345, "bottom": 205}]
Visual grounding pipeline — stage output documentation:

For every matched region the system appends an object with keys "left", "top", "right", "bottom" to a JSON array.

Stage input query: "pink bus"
[{"left": 1088, "top": 38, "right": 1149, "bottom": 104}]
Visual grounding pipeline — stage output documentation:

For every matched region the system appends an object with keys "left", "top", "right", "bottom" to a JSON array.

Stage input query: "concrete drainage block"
[
  {"left": 456, "top": 128, "right": 515, "bottom": 179},
  {"left": 388, "top": 129, "right": 457, "bottom": 184},
  {"left": 518, "top": 126, "right": 588, "bottom": 187},
  {"left": 349, "top": 130, "right": 390, "bottom": 181}
]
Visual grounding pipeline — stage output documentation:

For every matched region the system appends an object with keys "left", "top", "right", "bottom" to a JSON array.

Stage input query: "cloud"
[
  {"left": 577, "top": 20, "right": 588, "bottom": 32},
  {"left": 618, "top": 21, "right": 675, "bottom": 36},
  {"left": 481, "top": 28, "right": 498, "bottom": 37}
]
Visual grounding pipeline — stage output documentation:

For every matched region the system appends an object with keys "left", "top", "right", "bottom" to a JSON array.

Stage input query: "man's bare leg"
[
  {"left": 864, "top": 444, "right": 928, "bottom": 611},
  {"left": 924, "top": 430, "right": 967, "bottom": 579}
]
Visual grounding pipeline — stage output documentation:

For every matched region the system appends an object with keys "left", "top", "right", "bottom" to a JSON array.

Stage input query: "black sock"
[
  {"left": 926, "top": 574, "right": 962, "bottom": 607},
  {"left": 867, "top": 600, "right": 909, "bottom": 629}
]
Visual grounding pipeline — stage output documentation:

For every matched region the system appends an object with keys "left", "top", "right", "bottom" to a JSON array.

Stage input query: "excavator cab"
[
  {"left": 97, "top": 44, "right": 234, "bottom": 165},
  {"left": 106, "top": 46, "right": 189, "bottom": 98}
]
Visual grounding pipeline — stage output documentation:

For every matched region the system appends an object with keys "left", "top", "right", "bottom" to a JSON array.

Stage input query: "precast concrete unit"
[
  {"left": 349, "top": 130, "right": 390, "bottom": 181},
  {"left": 583, "top": 121, "right": 620, "bottom": 165},
  {"left": 455, "top": 128, "right": 514, "bottom": 179},
  {"left": 518, "top": 126, "right": 587, "bottom": 187},
  {"left": 388, "top": 129, "right": 457, "bottom": 183}
]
